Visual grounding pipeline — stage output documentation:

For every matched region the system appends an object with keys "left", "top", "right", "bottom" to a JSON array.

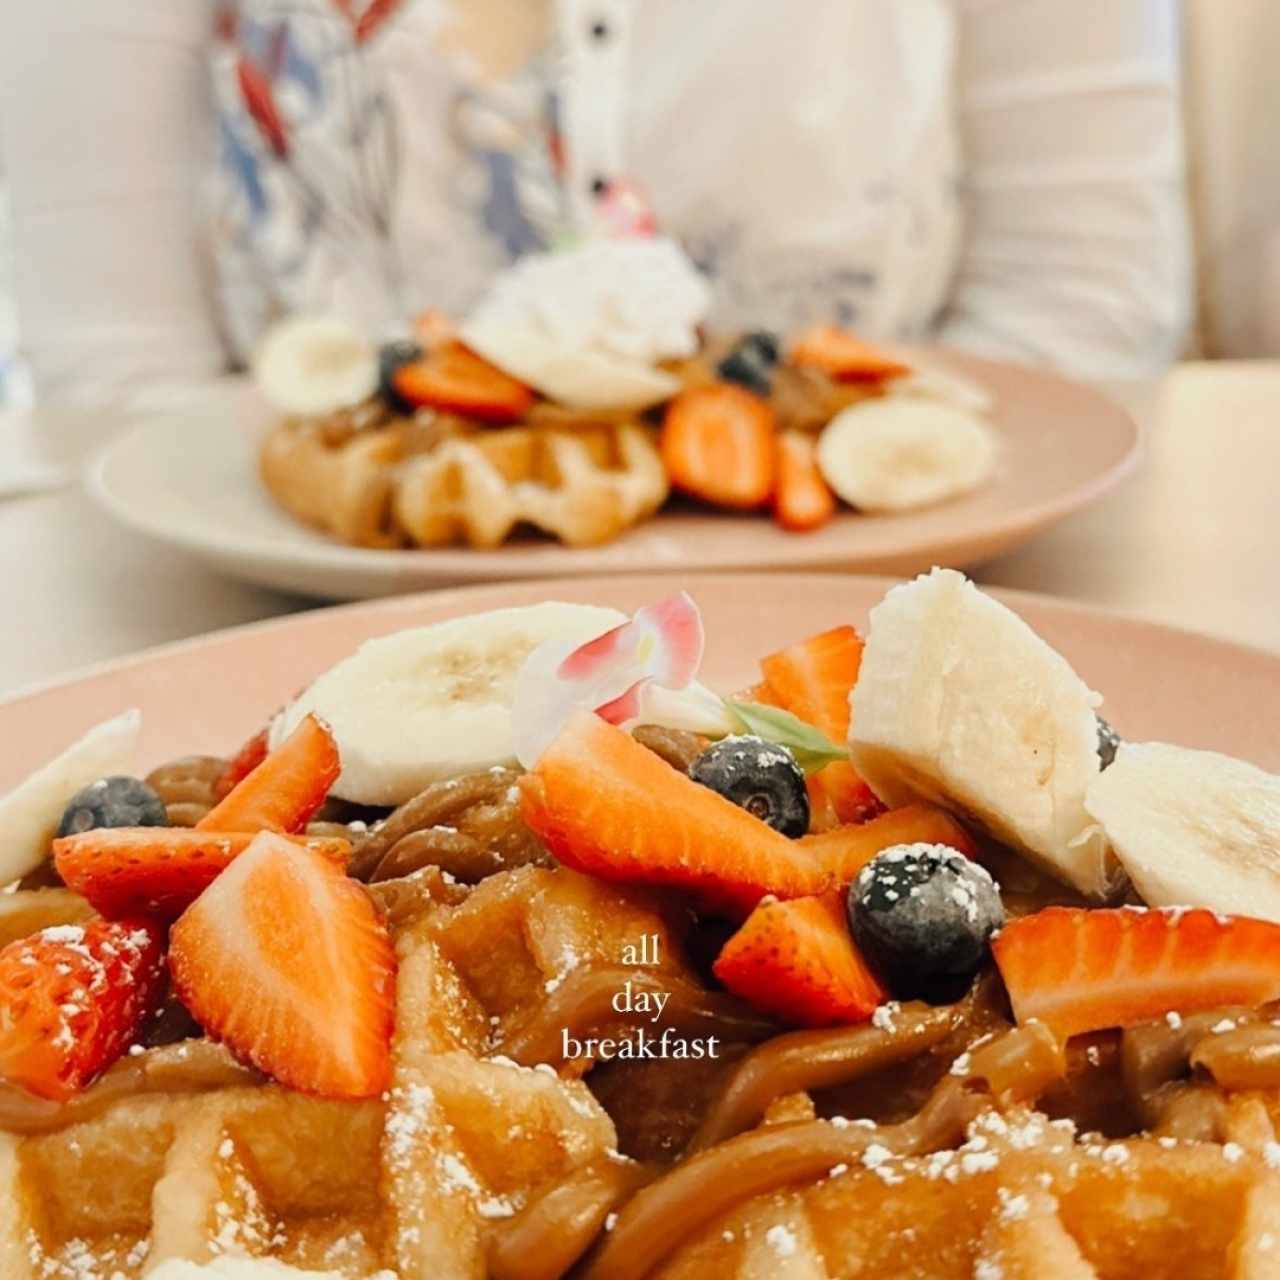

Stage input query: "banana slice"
[
  {"left": 1086, "top": 743, "right": 1280, "bottom": 921},
  {"left": 460, "top": 321, "right": 680, "bottom": 411},
  {"left": 849, "top": 569, "right": 1116, "bottom": 897},
  {"left": 270, "top": 603, "right": 626, "bottom": 806},
  {"left": 816, "top": 399, "right": 997, "bottom": 512},
  {"left": 252, "top": 315, "right": 379, "bottom": 416},
  {"left": 0, "top": 709, "right": 141, "bottom": 885}
]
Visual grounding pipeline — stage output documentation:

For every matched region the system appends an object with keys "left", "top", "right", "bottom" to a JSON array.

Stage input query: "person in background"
[{"left": 0, "top": 0, "right": 1190, "bottom": 408}]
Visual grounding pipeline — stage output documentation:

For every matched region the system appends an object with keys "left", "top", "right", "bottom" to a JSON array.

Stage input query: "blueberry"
[
  {"left": 378, "top": 339, "right": 423, "bottom": 411},
  {"left": 1096, "top": 715, "right": 1121, "bottom": 770},
  {"left": 689, "top": 735, "right": 809, "bottom": 837},
  {"left": 57, "top": 776, "right": 169, "bottom": 838},
  {"left": 716, "top": 331, "right": 781, "bottom": 397},
  {"left": 847, "top": 843, "right": 1003, "bottom": 1001}
]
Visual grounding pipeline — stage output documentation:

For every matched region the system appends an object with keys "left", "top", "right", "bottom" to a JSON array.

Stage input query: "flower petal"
[
  {"left": 630, "top": 591, "right": 704, "bottom": 689},
  {"left": 513, "top": 630, "right": 642, "bottom": 768},
  {"left": 595, "top": 679, "right": 649, "bottom": 725},
  {"left": 514, "top": 593, "right": 710, "bottom": 767},
  {"left": 636, "top": 681, "right": 736, "bottom": 737}
]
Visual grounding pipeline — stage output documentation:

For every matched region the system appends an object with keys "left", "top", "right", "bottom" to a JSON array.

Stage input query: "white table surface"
[{"left": 0, "top": 361, "right": 1276, "bottom": 704}]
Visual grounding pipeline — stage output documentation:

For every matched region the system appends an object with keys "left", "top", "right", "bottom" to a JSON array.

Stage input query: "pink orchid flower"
[{"left": 513, "top": 593, "right": 733, "bottom": 766}]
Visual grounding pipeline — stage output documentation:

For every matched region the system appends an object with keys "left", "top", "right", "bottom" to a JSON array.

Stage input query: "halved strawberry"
[
  {"left": 714, "top": 893, "right": 885, "bottom": 1027},
  {"left": 198, "top": 714, "right": 339, "bottom": 835},
  {"left": 800, "top": 804, "right": 976, "bottom": 885},
  {"left": 54, "top": 828, "right": 352, "bottom": 921},
  {"left": 213, "top": 726, "right": 270, "bottom": 801},
  {"left": 759, "top": 626, "right": 883, "bottom": 828},
  {"left": 0, "top": 918, "right": 165, "bottom": 1100},
  {"left": 773, "top": 431, "right": 836, "bottom": 532},
  {"left": 391, "top": 340, "right": 534, "bottom": 423},
  {"left": 993, "top": 907, "right": 1280, "bottom": 1041},
  {"left": 788, "top": 325, "right": 910, "bottom": 381},
  {"left": 520, "top": 710, "right": 827, "bottom": 916},
  {"left": 660, "top": 384, "right": 776, "bottom": 509},
  {"left": 169, "top": 832, "right": 395, "bottom": 1099}
]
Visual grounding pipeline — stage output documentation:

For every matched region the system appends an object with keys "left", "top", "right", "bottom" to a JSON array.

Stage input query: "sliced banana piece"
[
  {"left": 849, "top": 569, "right": 1116, "bottom": 897},
  {"left": 252, "top": 315, "right": 379, "bottom": 416},
  {"left": 460, "top": 320, "right": 680, "bottom": 411},
  {"left": 817, "top": 399, "right": 997, "bottom": 512},
  {"left": 0, "top": 709, "right": 141, "bottom": 885},
  {"left": 1086, "top": 743, "right": 1280, "bottom": 921},
  {"left": 270, "top": 603, "right": 626, "bottom": 806}
]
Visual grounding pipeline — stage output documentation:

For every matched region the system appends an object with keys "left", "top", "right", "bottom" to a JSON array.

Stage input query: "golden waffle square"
[
  {"left": 0, "top": 868, "right": 645, "bottom": 1279},
  {"left": 259, "top": 421, "right": 408, "bottom": 550},
  {"left": 392, "top": 422, "right": 668, "bottom": 549},
  {"left": 259, "top": 415, "right": 668, "bottom": 552}
]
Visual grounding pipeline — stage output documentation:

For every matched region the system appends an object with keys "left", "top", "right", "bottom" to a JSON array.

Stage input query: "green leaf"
[{"left": 722, "top": 699, "right": 851, "bottom": 775}]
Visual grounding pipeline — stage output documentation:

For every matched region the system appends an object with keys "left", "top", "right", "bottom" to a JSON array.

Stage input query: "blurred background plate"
[
  {"left": 84, "top": 351, "right": 1140, "bottom": 601},
  {"left": 2, "top": 572, "right": 1276, "bottom": 794}
]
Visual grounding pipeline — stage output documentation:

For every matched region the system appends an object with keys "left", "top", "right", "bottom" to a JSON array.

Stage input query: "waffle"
[
  {"left": 584, "top": 1005, "right": 1280, "bottom": 1280},
  {"left": 259, "top": 415, "right": 668, "bottom": 551},
  {"left": 0, "top": 865, "right": 695, "bottom": 1279},
  {"left": 9, "top": 863, "right": 1280, "bottom": 1279},
  {"left": 627, "top": 1102, "right": 1280, "bottom": 1280},
  {"left": 391, "top": 421, "right": 668, "bottom": 549}
]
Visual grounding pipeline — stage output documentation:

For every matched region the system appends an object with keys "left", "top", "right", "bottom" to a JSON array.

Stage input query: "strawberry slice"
[
  {"left": 198, "top": 714, "right": 340, "bottom": 835},
  {"left": 520, "top": 710, "right": 826, "bottom": 916},
  {"left": 800, "top": 804, "right": 976, "bottom": 885},
  {"left": 993, "top": 907, "right": 1280, "bottom": 1041},
  {"left": 54, "top": 828, "right": 352, "bottom": 921},
  {"left": 714, "top": 893, "right": 885, "bottom": 1027},
  {"left": 773, "top": 431, "right": 836, "bottom": 532},
  {"left": 759, "top": 626, "right": 883, "bottom": 829},
  {"left": 391, "top": 340, "right": 534, "bottom": 423},
  {"left": 169, "top": 832, "right": 395, "bottom": 1099},
  {"left": 788, "top": 325, "right": 910, "bottom": 381},
  {"left": 660, "top": 384, "right": 776, "bottom": 509},
  {"left": 213, "top": 726, "right": 270, "bottom": 801},
  {"left": 0, "top": 918, "right": 165, "bottom": 1100},
  {"left": 733, "top": 680, "right": 780, "bottom": 707}
]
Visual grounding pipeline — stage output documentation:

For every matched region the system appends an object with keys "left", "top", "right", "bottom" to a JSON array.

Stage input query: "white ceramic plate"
[{"left": 86, "top": 353, "right": 1139, "bottom": 602}]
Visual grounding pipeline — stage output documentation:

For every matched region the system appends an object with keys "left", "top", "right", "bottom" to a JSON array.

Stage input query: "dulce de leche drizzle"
[
  {"left": 579, "top": 1077, "right": 986, "bottom": 1280},
  {"left": 496, "top": 966, "right": 775, "bottom": 1067},
  {"left": 488, "top": 1155, "right": 653, "bottom": 1280},
  {"left": 689, "top": 1002, "right": 961, "bottom": 1152}
]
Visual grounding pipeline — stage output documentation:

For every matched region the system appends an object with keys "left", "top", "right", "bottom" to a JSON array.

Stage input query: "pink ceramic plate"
[
  {"left": 86, "top": 352, "right": 1139, "bottom": 600},
  {"left": 2, "top": 573, "right": 1276, "bottom": 794}
]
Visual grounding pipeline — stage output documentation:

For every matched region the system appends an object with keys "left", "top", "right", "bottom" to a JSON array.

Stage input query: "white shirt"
[{"left": 0, "top": 0, "right": 1191, "bottom": 408}]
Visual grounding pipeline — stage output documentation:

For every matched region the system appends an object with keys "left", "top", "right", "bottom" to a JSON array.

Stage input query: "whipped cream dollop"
[{"left": 460, "top": 237, "right": 712, "bottom": 410}]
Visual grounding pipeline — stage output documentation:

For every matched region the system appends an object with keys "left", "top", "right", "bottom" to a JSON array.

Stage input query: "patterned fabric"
[
  {"left": 209, "top": 0, "right": 963, "bottom": 360},
  {"left": 205, "top": 1, "right": 1188, "bottom": 380}
]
